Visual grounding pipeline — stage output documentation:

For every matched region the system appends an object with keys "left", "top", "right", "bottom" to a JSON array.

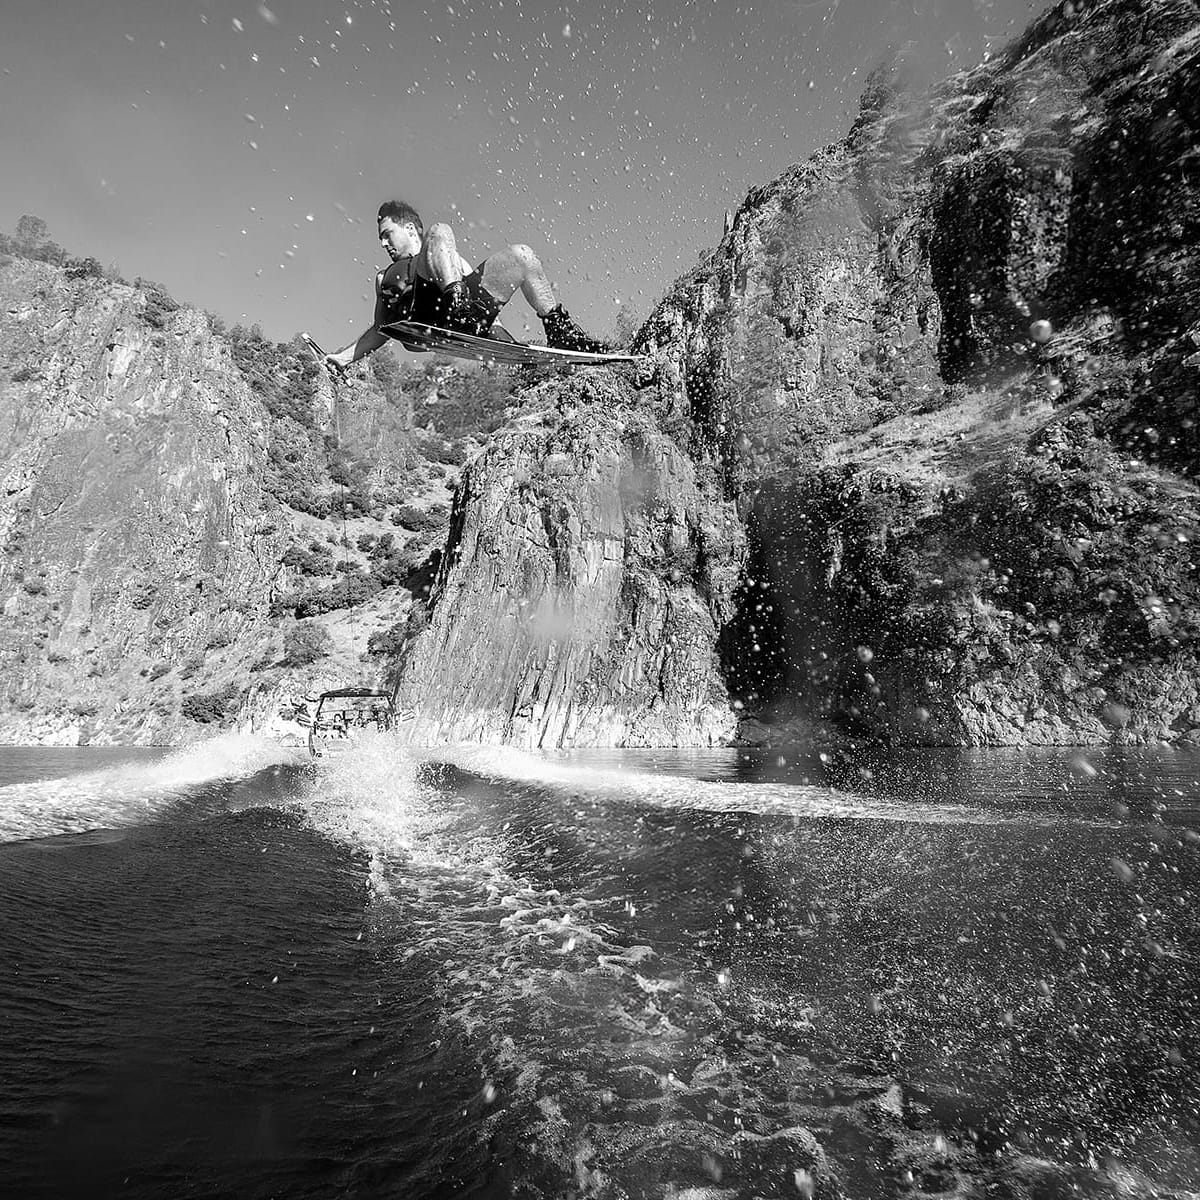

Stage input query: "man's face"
[{"left": 378, "top": 217, "right": 421, "bottom": 260}]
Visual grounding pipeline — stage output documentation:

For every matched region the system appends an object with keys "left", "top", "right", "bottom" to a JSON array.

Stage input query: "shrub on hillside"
[
  {"left": 418, "top": 361, "right": 515, "bottom": 439},
  {"left": 181, "top": 683, "right": 245, "bottom": 724},
  {"left": 393, "top": 504, "right": 449, "bottom": 533},
  {"left": 65, "top": 256, "right": 104, "bottom": 280},
  {"left": 138, "top": 284, "right": 181, "bottom": 329},
  {"left": 271, "top": 571, "right": 383, "bottom": 619},
  {"left": 282, "top": 542, "right": 335, "bottom": 576},
  {"left": 280, "top": 621, "right": 333, "bottom": 667},
  {"left": 266, "top": 426, "right": 329, "bottom": 515},
  {"left": 367, "top": 620, "right": 408, "bottom": 658},
  {"left": 367, "top": 533, "right": 433, "bottom": 589},
  {"left": 228, "top": 325, "right": 319, "bottom": 427},
  {"left": 330, "top": 484, "right": 375, "bottom": 519},
  {"left": 428, "top": 439, "right": 469, "bottom": 467}
]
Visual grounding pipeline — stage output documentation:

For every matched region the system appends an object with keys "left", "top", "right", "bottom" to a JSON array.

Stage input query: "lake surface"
[{"left": 1, "top": 738, "right": 1197, "bottom": 1198}]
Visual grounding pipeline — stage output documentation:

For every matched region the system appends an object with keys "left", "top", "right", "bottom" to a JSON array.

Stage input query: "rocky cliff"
[
  {"left": 390, "top": 0, "right": 1200, "bottom": 747},
  {"left": 3, "top": 0, "right": 1197, "bottom": 749},
  {"left": 0, "top": 254, "right": 469, "bottom": 744},
  {"left": 637, "top": 0, "right": 1200, "bottom": 746},
  {"left": 390, "top": 372, "right": 743, "bottom": 747}
]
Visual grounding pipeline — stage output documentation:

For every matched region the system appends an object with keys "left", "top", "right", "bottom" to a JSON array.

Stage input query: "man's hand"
[{"left": 301, "top": 332, "right": 349, "bottom": 375}]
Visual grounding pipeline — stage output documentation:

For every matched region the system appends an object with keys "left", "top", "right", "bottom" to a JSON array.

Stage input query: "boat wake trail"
[
  {"left": 0, "top": 734, "right": 303, "bottom": 844},
  {"left": 421, "top": 744, "right": 1077, "bottom": 825}
]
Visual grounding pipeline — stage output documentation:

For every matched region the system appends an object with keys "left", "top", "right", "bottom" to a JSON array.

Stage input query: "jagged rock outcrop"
[
  {"left": 0, "top": 258, "right": 436, "bottom": 744},
  {"left": 4, "top": 0, "right": 1196, "bottom": 749},
  {"left": 0, "top": 260, "right": 284, "bottom": 742},
  {"left": 631, "top": 0, "right": 1200, "bottom": 745},
  {"left": 391, "top": 372, "right": 744, "bottom": 747}
]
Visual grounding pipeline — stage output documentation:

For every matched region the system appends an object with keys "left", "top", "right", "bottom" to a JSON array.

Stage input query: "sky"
[{"left": 1, "top": 0, "right": 1047, "bottom": 348}]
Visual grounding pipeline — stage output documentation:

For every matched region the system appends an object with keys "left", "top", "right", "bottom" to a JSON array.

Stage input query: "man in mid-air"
[{"left": 324, "top": 199, "right": 609, "bottom": 370}]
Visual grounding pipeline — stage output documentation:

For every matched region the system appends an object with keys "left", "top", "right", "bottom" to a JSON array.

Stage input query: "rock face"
[
  {"left": 0, "top": 257, "right": 437, "bottom": 745},
  {"left": 3, "top": 0, "right": 1197, "bottom": 749},
  {"left": 631, "top": 0, "right": 1200, "bottom": 745},
  {"left": 0, "top": 260, "right": 288, "bottom": 743},
  {"left": 391, "top": 372, "right": 744, "bottom": 747}
]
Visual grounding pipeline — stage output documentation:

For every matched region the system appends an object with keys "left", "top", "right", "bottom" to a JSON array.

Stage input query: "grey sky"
[{"left": 1, "top": 0, "right": 1046, "bottom": 345}]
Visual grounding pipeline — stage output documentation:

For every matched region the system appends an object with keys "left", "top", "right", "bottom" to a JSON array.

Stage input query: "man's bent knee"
[
  {"left": 427, "top": 222, "right": 456, "bottom": 245},
  {"left": 507, "top": 243, "right": 539, "bottom": 268}
]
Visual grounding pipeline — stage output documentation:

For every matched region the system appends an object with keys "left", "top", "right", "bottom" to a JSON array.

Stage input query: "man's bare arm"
[
  {"left": 328, "top": 325, "right": 388, "bottom": 369},
  {"left": 327, "top": 272, "right": 393, "bottom": 368}
]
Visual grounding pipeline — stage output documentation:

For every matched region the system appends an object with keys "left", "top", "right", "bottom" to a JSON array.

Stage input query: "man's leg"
[
  {"left": 478, "top": 244, "right": 555, "bottom": 315},
  {"left": 424, "top": 223, "right": 499, "bottom": 335},
  {"left": 480, "top": 244, "right": 609, "bottom": 351}
]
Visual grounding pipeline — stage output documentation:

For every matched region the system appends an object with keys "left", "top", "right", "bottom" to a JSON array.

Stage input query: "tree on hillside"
[
  {"left": 15, "top": 215, "right": 48, "bottom": 247},
  {"left": 1, "top": 215, "right": 67, "bottom": 268},
  {"left": 611, "top": 304, "right": 642, "bottom": 350}
]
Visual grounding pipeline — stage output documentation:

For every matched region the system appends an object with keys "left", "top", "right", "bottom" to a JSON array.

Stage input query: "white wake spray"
[
  {"left": 0, "top": 733, "right": 302, "bottom": 844},
  {"left": 417, "top": 743, "right": 1049, "bottom": 825}
]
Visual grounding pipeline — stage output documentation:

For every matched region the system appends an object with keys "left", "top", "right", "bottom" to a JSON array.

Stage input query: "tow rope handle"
[{"left": 300, "top": 332, "right": 347, "bottom": 376}]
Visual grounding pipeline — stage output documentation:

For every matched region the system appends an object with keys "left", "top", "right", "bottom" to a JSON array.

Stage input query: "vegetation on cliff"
[
  {"left": 0, "top": 219, "right": 521, "bottom": 743},
  {"left": 637, "top": 0, "right": 1200, "bottom": 746},
  {"left": 3, "top": 0, "right": 1197, "bottom": 748}
]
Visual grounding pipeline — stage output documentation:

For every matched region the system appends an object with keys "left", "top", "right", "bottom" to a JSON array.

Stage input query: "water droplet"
[
  {"left": 1068, "top": 753, "right": 1096, "bottom": 777},
  {"left": 1110, "top": 857, "right": 1135, "bottom": 883}
]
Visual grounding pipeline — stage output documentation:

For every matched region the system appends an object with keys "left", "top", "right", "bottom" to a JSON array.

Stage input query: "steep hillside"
[
  {"left": 389, "top": 0, "right": 1200, "bottom": 748},
  {"left": 634, "top": 0, "right": 1200, "bottom": 745},
  {"left": 0, "top": 249, "right": 512, "bottom": 744},
  {"left": 3, "top": 0, "right": 1196, "bottom": 749},
  {"left": 390, "top": 371, "right": 744, "bottom": 747}
]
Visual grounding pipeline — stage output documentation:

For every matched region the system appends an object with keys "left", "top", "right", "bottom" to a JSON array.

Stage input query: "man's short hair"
[{"left": 377, "top": 200, "right": 423, "bottom": 231}]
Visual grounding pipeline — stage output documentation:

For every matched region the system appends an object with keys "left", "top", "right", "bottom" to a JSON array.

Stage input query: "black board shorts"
[{"left": 405, "top": 264, "right": 504, "bottom": 335}]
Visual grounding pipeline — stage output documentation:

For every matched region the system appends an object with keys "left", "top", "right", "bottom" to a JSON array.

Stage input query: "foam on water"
[
  {"left": 0, "top": 733, "right": 301, "bottom": 844},
  {"left": 300, "top": 732, "right": 435, "bottom": 857},
  {"left": 299, "top": 735, "right": 676, "bottom": 1101},
  {"left": 3, "top": 734, "right": 1193, "bottom": 1194},
  {"left": 421, "top": 743, "right": 1102, "bottom": 826}
]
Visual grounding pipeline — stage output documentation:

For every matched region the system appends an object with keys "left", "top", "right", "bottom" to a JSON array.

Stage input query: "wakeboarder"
[{"left": 323, "top": 200, "right": 610, "bottom": 370}]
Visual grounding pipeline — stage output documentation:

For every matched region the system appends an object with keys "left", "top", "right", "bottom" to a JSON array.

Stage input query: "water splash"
[
  {"left": 300, "top": 732, "right": 443, "bottom": 858},
  {"left": 420, "top": 743, "right": 1098, "bottom": 826},
  {"left": 0, "top": 733, "right": 301, "bottom": 844}
]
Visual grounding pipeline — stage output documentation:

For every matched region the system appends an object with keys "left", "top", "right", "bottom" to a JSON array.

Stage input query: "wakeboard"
[{"left": 380, "top": 320, "right": 639, "bottom": 367}]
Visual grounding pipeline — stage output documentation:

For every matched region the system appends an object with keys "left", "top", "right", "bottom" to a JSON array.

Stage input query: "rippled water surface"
[{"left": 1, "top": 739, "right": 1197, "bottom": 1198}]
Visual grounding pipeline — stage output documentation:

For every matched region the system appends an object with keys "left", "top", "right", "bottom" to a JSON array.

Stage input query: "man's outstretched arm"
[
  {"left": 327, "top": 274, "right": 393, "bottom": 368},
  {"left": 328, "top": 325, "right": 388, "bottom": 369}
]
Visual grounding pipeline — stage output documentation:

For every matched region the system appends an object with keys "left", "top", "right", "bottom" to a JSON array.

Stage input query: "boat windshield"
[{"left": 312, "top": 694, "right": 394, "bottom": 738}]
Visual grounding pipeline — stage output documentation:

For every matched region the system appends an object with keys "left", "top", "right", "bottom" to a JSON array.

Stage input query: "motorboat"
[{"left": 307, "top": 688, "right": 396, "bottom": 758}]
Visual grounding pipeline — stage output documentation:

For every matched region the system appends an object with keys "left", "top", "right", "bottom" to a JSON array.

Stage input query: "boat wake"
[
  {"left": 0, "top": 734, "right": 303, "bottom": 844},
  {"left": 419, "top": 743, "right": 1089, "bottom": 826}
]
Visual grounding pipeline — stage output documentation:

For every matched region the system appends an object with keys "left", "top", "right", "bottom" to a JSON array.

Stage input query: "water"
[{"left": 1, "top": 740, "right": 1197, "bottom": 1199}]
